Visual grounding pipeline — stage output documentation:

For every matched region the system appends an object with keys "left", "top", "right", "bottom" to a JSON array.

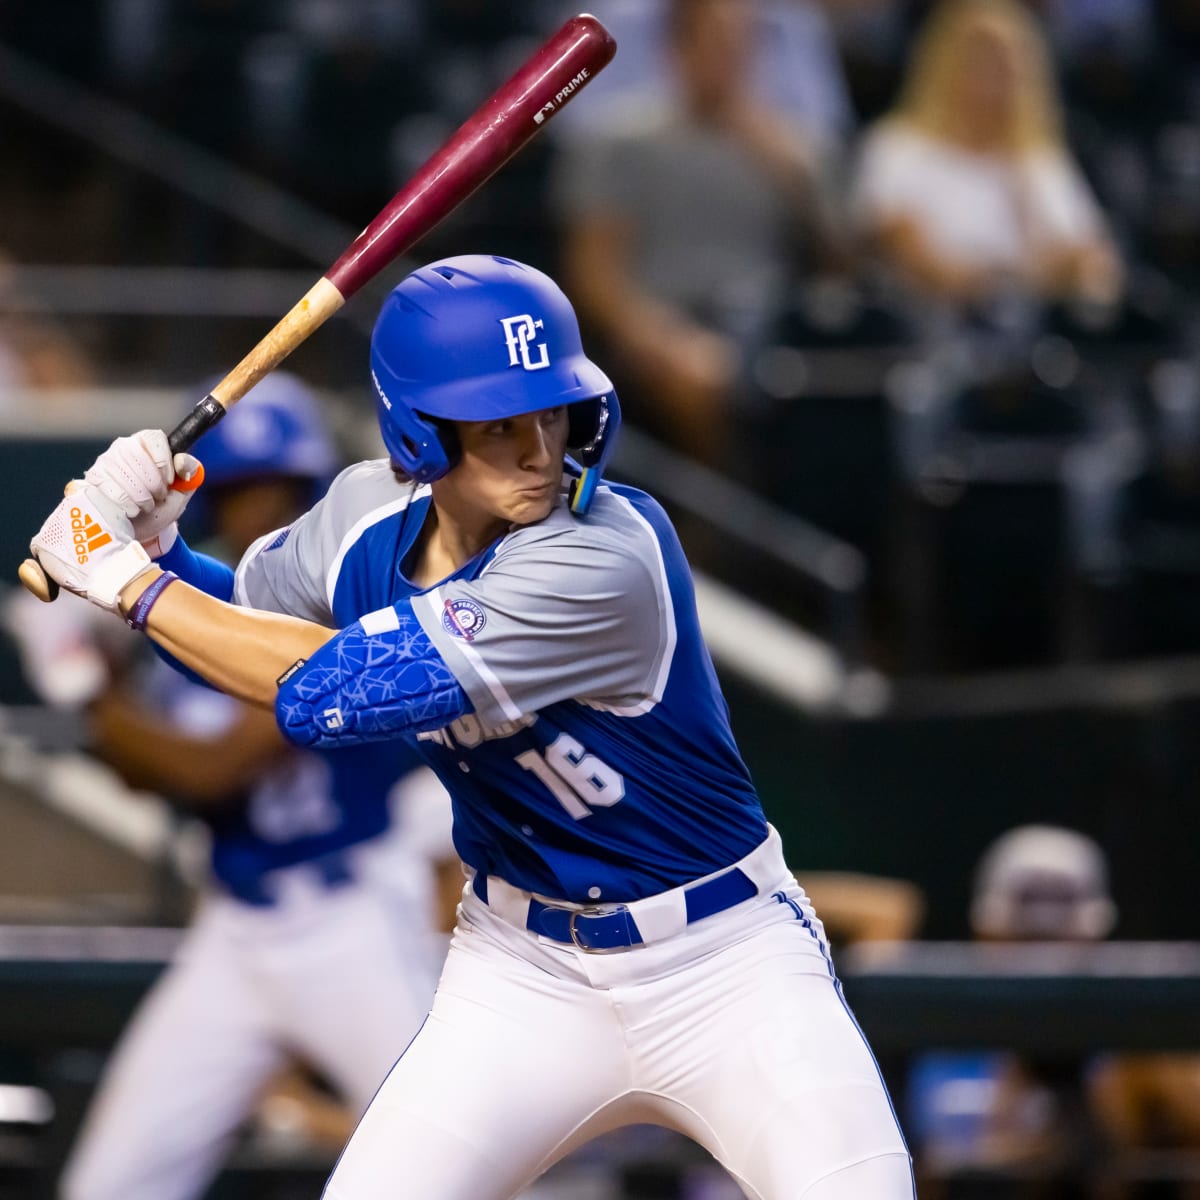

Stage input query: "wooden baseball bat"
[{"left": 20, "top": 12, "right": 616, "bottom": 602}]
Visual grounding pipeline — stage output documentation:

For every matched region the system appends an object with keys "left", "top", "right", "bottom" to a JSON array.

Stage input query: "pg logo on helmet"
[{"left": 500, "top": 314, "right": 551, "bottom": 372}]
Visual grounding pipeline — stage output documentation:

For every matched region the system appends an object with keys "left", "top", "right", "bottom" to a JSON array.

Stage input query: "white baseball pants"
[{"left": 322, "top": 841, "right": 914, "bottom": 1200}]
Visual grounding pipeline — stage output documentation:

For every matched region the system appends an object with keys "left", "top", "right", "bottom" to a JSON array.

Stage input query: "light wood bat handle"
[{"left": 19, "top": 557, "right": 57, "bottom": 603}]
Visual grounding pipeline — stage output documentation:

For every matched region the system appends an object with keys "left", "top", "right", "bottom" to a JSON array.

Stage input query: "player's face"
[{"left": 443, "top": 406, "right": 569, "bottom": 527}]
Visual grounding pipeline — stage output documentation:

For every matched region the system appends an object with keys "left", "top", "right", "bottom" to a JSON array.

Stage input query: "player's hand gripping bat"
[{"left": 20, "top": 13, "right": 616, "bottom": 602}]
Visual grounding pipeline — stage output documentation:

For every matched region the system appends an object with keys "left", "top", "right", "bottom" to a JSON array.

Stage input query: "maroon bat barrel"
[{"left": 327, "top": 13, "right": 616, "bottom": 298}]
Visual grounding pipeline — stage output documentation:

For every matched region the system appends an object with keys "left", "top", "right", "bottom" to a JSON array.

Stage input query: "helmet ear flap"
[
  {"left": 567, "top": 395, "right": 615, "bottom": 468},
  {"left": 379, "top": 405, "right": 455, "bottom": 483}
]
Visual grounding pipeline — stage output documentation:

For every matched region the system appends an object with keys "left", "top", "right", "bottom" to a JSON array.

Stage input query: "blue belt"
[{"left": 474, "top": 866, "right": 758, "bottom": 952}]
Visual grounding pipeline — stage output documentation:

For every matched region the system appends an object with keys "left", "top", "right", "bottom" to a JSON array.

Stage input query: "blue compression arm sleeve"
[
  {"left": 150, "top": 536, "right": 237, "bottom": 684},
  {"left": 275, "top": 604, "right": 470, "bottom": 748},
  {"left": 156, "top": 536, "right": 236, "bottom": 601}
]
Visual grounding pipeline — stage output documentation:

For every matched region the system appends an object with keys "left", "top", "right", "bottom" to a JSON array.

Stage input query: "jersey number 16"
[{"left": 515, "top": 733, "right": 625, "bottom": 819}]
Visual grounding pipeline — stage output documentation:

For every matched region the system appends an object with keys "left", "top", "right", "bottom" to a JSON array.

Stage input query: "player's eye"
[{"left": 539, "top": 407, "right": 565, "bottom": 426}]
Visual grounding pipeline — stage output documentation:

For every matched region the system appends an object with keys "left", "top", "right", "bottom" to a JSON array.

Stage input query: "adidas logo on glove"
[
  {"left": 70, "top": 507, "right": 113, "bottom": 564},
  {"left": 31, "top": 486, "right": 154, "bottom": 613}
]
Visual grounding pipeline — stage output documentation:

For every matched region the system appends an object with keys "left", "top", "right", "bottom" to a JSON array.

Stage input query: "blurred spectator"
[
  {"left": 907, "top": 825, "right": 1117, "bottom": 1192},
  {"left": 1091, "top": 1056, "right": 1200, "bottom": 1200},
  {"left": 0, "top": 251, "right": 95, "bottom": 399},
  {"left": 0, "top": 310, "right": 94, "bottom": 394},
  {"left": 552, "top": 0, "right": 848, "bottom": 469},
  {"left": 5, "top": 374, "right": 458, "bottom": 1200},
  {"left": 968, "top": 824, "right": 1116, "bottom": 942},
  {"left": 910, "top": 823, "right": 1200, "bottom": 1197},
  {"left": 850, "top": 0, "right": 1124, "bottom": 330},
  {"left": 543, "top": 0, "right": 856, "bottom": 163}
]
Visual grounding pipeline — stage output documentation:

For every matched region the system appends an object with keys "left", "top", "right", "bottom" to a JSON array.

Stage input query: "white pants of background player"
[
  {"left": 324, "top": 830, "right": 915, "bottom": 1200},
  {"left": 60, "top": 831, "right": 447, "bottom": 1200}
]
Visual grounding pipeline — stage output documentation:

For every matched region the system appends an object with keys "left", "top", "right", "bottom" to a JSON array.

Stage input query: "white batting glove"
[
  {"left": 131, "top": 470, "right": 200, "bottom": 559},
  {"left": 83, "top": 430, "right": 203, "bottom": 558},
  {"left": 29, "top": 484, "right": 155, "bottom": 613}
]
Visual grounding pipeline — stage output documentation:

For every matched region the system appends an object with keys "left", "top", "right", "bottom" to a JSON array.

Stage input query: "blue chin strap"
[{"left": 568, "top": 465, "right": 600, "bottom": 514}]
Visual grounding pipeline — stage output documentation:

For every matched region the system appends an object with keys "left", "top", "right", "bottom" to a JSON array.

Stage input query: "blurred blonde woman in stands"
[{"left": 850, "top": 0, "right": 1123, "bottom": 316}]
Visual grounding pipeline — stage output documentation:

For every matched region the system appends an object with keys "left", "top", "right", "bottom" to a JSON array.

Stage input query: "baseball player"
[
  {"left": 26, "top": 256, "right": 914, "bottom": 1199},
  {"left": 13, "top": 374, "right": 456, "bottom": 1200}
]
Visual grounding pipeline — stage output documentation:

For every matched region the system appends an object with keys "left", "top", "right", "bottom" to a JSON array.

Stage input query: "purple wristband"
[{"left": 125, "top": 571, "right": 179, "bottom": 632}]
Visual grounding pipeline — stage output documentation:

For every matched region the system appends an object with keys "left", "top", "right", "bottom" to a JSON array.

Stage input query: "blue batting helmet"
[
  {"left": 369, "top": 254, "right": 620, "bottom": 515},
  {"left": 192, "top": 371, "right": 338, "bottom": 498}
]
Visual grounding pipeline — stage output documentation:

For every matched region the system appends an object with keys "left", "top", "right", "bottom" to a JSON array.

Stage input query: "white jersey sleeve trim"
[
  {"left": 324, "top": 484, "right": 431, "bottom": 610},
  {"left": 418, "top": 587, "right": 524, "bottom": 723},
  {"left": 360, "top": 606, "right": 402, "bottom": 635}
]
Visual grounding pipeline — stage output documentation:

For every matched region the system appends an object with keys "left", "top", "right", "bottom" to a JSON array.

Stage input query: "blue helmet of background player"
[
  {"left": 369, "top": 254, "right": 620, "bottom": 515},
  {"left": 184, "top": 371, "right": 339, "bottom": 540},
  {"left": 193, "top": 371, "right": 338, "bottom": 498}
]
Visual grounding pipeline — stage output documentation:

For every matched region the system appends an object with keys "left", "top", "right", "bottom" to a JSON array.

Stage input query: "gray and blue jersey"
[{"left": 237, "top": 460, "right": 768, "bottom": 904}]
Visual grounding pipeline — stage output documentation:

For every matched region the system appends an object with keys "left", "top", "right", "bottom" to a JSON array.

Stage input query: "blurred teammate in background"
[
  {"left": 8, "top": 373, "right": 457, "bottom": 1200},
  {"left": 850, "top": 0, "right": 1123, "bottom": 322}
]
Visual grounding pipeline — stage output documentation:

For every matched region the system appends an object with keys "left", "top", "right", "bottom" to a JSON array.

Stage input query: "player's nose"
[{"left": 518, "top": 420, "right": 555, "bottom": 468}]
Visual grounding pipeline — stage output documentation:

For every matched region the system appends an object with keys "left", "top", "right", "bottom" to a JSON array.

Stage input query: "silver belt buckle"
[{"left": 568, "top": 904, "right": 634, "bottom": 954}]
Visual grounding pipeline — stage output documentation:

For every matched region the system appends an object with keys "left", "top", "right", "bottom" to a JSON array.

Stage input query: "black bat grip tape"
[{"left": 168, "top": 393, "right": 226, "bottom": 454}]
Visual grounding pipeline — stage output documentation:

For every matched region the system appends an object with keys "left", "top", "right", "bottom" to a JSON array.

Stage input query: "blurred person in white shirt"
[{"left": 850, "top": 0, "right": 1123, "bottom": 320}]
